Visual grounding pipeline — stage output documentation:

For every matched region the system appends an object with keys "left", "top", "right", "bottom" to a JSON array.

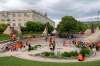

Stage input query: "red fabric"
[
  {"left": 15, "top": 42, "right": 22, "bottom": 48},
  {"left": 78, "top": 54, "right": 84, "bottom": 61},
  {"left": 97, "top": 43, "right": 100, "bottom": 47}
]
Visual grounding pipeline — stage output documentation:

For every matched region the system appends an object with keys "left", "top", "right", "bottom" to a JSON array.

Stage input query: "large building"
[{"left": 0, "top": 10, "right": 55, "bottom": 27}]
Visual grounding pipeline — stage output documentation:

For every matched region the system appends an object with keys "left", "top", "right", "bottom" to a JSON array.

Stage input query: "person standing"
[
  {"left": 52, "top": 40, "right": 56, "bottom": 51},
  {"left": 48, "top": 36, "right": 56, "bottom": 51}
]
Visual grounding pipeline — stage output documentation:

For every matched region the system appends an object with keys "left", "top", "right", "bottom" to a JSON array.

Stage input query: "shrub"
[
  {"left": 28, "top": 46, "right": 33, "bottom": 51},
  {"left": 41, "top": 52, "right": 55, "bottom": 57},
  {"left": 80, "top": 48, "right": 91, "bottom": 56},
  {"left": 24, "top": 21, "right": 45, "bottom": 33},
  {"left": 0, "top": 24, "right": 7, "bottom": 33},
  {"left": 33, "top": 45, "right": 41, "bottom": 50},
  {"left": 22, "top": 21, "right": 54, "bottom": 34},
  {"left": 61, "top": 51, "right": 78, "bottom": 57},
  {"left": 28, "top": 45, "right": 42, "bottom": 51},
  {"left": 61, "top": 52, "right": 71, "bottom": 57},
  {"left": 70, "top": 51, "right": 78, "bottom": 57}
]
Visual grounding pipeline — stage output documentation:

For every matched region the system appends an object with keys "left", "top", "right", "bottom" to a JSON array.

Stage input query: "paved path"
[
  {"left": 0, "top": 50, "right": 100, "bottom": 63},
  {"left": 0, "top": 37, "right": 100, "bottom": 63}
]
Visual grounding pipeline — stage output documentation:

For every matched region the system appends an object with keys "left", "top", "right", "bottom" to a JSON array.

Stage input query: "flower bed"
[
  {"left": 35, "top": 51, "right": 78, "bottom": 59},
  {"left": 35, "top": 48, "right": 92, "bottom": 59}
]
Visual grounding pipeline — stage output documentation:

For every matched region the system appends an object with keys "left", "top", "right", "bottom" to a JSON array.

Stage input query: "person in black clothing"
[
  {"left": 52, "top": 40, "right": 56, "bottom": 51},
  {"left": 28, "top": 44, "right": 32, "bottom": 51}
]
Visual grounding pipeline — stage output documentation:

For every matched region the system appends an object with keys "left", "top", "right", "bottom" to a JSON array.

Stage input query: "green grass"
[
  {"left": 0, "top": 34, "right": 9, "bottom": 41},
  {"left": 0, "top": 56, "right": 100, "bottom": 66}
]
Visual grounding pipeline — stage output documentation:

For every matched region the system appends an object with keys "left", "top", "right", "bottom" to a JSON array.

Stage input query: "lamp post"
[{"left": 97, "top": 10, "right": 100, "bottom": 22}]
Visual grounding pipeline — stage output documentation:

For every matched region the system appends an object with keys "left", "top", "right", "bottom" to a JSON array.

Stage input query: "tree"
[
  {"left": 77, "top": 22, "right": 88, "bottom": 32},
  {"left": 45, "top": 22, "right": 54, "bottom": 34},
  {"left": 0, "top": 23, "right": 7, "bottom": 34},
  {"left": 25, "top": 21, "right": 45, "bottom": 32},
  {"left": 57, "top": 16, "right": 87, "bottom": 38},
  {"left": 21, "top": 21, "right": 54, "bottom": 34},
  {"left": 57, "top": 16, "right": 78, "bottom": 33}
]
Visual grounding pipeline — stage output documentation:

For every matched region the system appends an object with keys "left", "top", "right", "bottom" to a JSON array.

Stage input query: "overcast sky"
[{"left": 0, "top": 0, "right": 100, "bottom": 24}]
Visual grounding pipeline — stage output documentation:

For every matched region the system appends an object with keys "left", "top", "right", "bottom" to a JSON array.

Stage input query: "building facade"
[{"left": 0, "top": 10, "right": 55, "bottom": 27}]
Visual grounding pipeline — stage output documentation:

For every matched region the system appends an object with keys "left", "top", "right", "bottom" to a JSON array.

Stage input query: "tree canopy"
[
  {"left": 21, "top": 21, "right": 54, "bottom": 34},
  {"left": 0, "top": 23, "right": 7, "bottom": 34},
  {"left": 57, "top": 16, "right": 88, "bottom": 34}
]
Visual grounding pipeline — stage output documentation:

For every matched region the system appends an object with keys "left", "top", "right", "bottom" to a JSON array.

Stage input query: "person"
[
  {"left": 63, "top": 40, "right": 66, "bottom": 46},
  {"left": 96, "top": 42, "right": 100, "bottom": 51},
  {"left": 92, "top": 47, "right": 96, "bottom": 56},
  {"left": 52, "top": 40, "right": 56, "bottom": 51},
  {"left": 45, "top": 36, "right": 48, "bottom": 42},
  {"left": 49, "top": 36, "right": 53, "bottom": 51},
  {"left": 11, "top": 34, "right": 16, "bottom": 41},
  {"left": 28, "top": 44, "right": 32, "bottom": 51},
  {"left": 48, "top": 36, "right": 56, "bottom": 51},
  {"left": 78, "top": 54, "right": 85, "bottom": 61},
  {"left": 63, "top": 40, "right": 69, "bottom": 47}
]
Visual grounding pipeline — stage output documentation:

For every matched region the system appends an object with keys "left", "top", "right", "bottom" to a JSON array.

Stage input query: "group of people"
[
  {"left": 72, "top": 40, "right": 95, "bottom": 48},
  {"left": 5, "top": 40, "right": 25, "bottom": 51},
  {"left": 62, "top": 39, "right": 100, "bottom": 61}
]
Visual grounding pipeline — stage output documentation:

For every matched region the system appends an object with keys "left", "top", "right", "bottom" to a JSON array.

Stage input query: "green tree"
[
  {"left": 57, "top": 16, "right": 79, "bottom": 33},
  {"left": 57, "top": 16, "right": 87, "bottom": 38},
  {"left": 0, "top": 24, "right": 7, "bottom": 34},
  {"left": 45, "top": 22, "right": 54, "bottom": 34},
  {"left": 77, "top": 22, "right": 88, "bottom": 32},
  {"left": 21, "top": 21, "right": 54, "bottom": 34},
  {"left": 25, "top": 21, "right": 45, "bottom": 32}
]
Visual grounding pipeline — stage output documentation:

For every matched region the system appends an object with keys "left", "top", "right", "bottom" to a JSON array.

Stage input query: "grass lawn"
[
  {"left": 0, "top": 34, "right": 9, "bottom": 41},
  {"left": 0, "top": 56, "right": 100, "bottom": 66}
]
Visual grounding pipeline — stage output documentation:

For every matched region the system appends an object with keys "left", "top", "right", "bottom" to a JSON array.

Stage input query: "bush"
[
  {"left": 61, "top": 51, "right": 78, "bottom": 57},
  {"left": 28, "top": 45, "right": 42, "bottom": 51},
  {"left": 21, "top": 21, "right": 54, "bottom": 34},
  {"left": 80, "top": 48, "right": 91, "bottom": 56},
  {"left": 0, "top": 24, "right": 7, "bottom": 33},
  {"left": 41, "top": 52, "right": 55, "bottom": 57},
  {"left": 28, "top": 46, "right": 33, "bottom": 51},
  {"left": 40, "top": 51, "right": 78, "bottom": 58},
  {"left": 70, "top": 51, "right": 78, "bottom": 57},
  {"left": 61, "top": 52, "right": 71, "bottom": 57},
  {"left": 22, "top": 21, "right": 45, "bottom": 33},
  {"left": 33, "top": 45, "right": 41, "bottom": 50}
]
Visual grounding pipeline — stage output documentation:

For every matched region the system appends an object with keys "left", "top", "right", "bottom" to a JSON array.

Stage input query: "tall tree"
[
  {"left": 57, "top": 16, "right": 79, "bottom": 34},
  {"left": 57, "top": 16, "right": 88, "bottom": 38},
  {"left": 0, "top": 23, "right": 7, "bottom": 33}
]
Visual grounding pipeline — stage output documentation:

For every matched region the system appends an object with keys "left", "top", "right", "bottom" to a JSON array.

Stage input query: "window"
[
  {"left": 13, "top": 23, "right": 16, "bottom": 26},
  {"left": 12, "top": 13, "right": 16, "bottom": 17},
  {"left": 2, "top": 14, "right": 6, "bottom": 17},
  {"left": 18, "top": 19, "right": 21, "bottom": 21},
  {"left": 7, "top": 19, "right": 10, "bottom": 21},
  {"left": 18, "top": 13, "right": 21, "bottom": 17},
  {"left": 24, "top": 13, "right": 29, "bottom": 17},
  {"left": 1, "top": 19, "right": 5, "bottom": 21},
  {"left": 12, "top": 19, "right": 15, "bottom": 21}
]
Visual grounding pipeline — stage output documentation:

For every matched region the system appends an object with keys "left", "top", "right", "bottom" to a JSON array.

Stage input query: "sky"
[{"left": 0, "top": 0, "right": 100, "bottom": 25}]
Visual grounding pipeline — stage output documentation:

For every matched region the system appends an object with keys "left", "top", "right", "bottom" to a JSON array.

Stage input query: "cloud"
[
  {"left": 0, "top": 0, "right": 100, "bottom": 22},
  {"left": 77, "top": 16, "right": 100, "bottom": 22}
]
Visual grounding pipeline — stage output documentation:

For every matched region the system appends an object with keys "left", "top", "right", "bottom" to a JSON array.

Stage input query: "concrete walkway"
[
  {"left": 0, "top": 37, "right": 100, "bottom": 63},
  {"left": 0, "top": 51, "right": 100, "bottom": 63}
]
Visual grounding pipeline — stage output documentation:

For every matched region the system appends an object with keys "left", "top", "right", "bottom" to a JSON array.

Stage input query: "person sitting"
[
  {"left": 78, "top": 54, "right": 85, "bottom": 61},
  {"left": 11, "top": 34, "right": 16, "bottom": 41}
]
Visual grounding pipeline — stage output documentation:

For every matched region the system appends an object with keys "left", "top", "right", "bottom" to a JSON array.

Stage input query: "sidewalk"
[{"left": 0, "top": 51, "right": 100, "bottom": 63}]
